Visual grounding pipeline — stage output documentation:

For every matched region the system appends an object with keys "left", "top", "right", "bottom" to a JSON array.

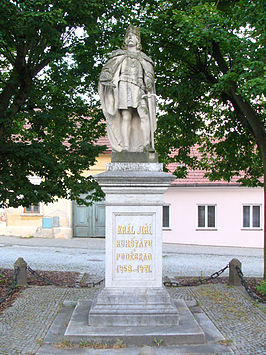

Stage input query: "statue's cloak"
[{"left": 99, "top": 49, "right": 157, "bottom": 152}]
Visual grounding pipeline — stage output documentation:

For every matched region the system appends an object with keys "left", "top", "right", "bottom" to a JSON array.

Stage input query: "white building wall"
[{"left": 163, "top": 186, "right": 264, "bottom": 248}]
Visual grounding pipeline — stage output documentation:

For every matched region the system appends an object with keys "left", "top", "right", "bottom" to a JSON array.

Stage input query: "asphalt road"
[{"left": 0, "top": 236, "right": 263, "bottom": 279}]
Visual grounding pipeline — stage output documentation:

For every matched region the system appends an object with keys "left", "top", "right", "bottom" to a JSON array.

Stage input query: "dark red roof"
[
  {"left": 96, "top": 136, "right": 258, "bottom": 186},
  {"left": 167, "top": 145, "right": 241, "bottom": 186},
  {"left": 168, "top": 164, "right": 241, "bottom": 186}
]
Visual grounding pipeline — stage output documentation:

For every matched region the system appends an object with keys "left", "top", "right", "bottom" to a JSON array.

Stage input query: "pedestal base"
[
  {"left": 88, "top": 287, "right": 179, "bottom": 327},
  {"left": 65, "top": 299, "right": 206, "bottom": 346},
  {"left": 39, "top": 297, "right": 233, "bottom": 353}
]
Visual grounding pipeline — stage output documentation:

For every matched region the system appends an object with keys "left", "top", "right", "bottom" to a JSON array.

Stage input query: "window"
[
  {"left": 243, "top": 205, "right": 261, "bottom": 229},
  {"left": 24, "top": 204, "right": 40, "bottom": 214},
  {"left": 197, "top": 205, "right": 216, "bottom": 229},
  {"left": 162, "top": 205, "right": 170, "bottom": 228}
]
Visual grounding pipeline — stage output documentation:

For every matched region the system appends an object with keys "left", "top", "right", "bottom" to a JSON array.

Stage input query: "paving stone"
[
  {"left": 0, "top": 286, "right": 98, "bottom": 354},
  {"left": 0, "top": 284, "right": 265, "bottom": 354},
  {"left": 191, "top": 284, "right": 266, "bottom": 355},
  {"left": 138, "top": 346, "right": 155, "bottom": 355}
]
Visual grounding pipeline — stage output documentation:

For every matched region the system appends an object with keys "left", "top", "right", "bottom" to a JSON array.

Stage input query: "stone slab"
[
  {"left": 65, "top": 299, "right": 205, "bottom": 346},
  {"left": 194, "top": 313, "right": 225, "bottom": 342},
  {"left": 95, "top": 162, "right": 175, "bottom": 193},
  {"left": 107, "top": 162, "right": 162, "bottom": 172},
  {"left": 96, "top": 170, "right": 175, "bottom": 186},
  {"left": 43, "top": 301, "right": 73, "bottom": 343},
  {"left": 111, "top": 151, "right": 158, "bottom": 163},
  {"left": 88, "top": 287, "right": 179, "bottom": 327},
  {"left": 37, "top": 344, "right": 233, "bottom": 354}
]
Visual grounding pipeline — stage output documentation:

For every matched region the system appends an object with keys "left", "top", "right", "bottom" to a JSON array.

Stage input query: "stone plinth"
[
  {"left": 88, "top": 162, "right": 179, "bottom": 327},
  {"left": 65, "top": 299, "right": 207, "bottom": 346},
  {"left": 89, "top": 287, "right": 178, "bottom": 327},
  {"left": 111, "top": 151, "right": 158, "bottom": 163}
]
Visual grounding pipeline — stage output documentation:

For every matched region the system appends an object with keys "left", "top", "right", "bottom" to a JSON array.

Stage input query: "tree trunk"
[
  {"left": 262, "top": 156, "right": 266, "bottom": 280},
  {"left": 224, "top": 90, "right": 266, "bottom": 279}
]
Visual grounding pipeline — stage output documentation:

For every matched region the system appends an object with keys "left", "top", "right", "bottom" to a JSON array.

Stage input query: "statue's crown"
[
  {"left": 123, "top": 24, "right": 142, "bottom": 50},
  {"left": 125, "top": 25, "right": 141, "bottom": 39}
]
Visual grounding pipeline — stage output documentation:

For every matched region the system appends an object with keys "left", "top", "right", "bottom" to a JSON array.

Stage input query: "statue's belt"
[{"left": 119, "top": 78, "right": 145, "bottom": 90}]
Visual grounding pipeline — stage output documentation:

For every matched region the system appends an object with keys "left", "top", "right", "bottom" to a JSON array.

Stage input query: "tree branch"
[
  {"left": 0, "top": 73, "right": 19, "bottom": 116},
  {"left": 193, "top": 47, "right": 218, "bottom": 85},
  {"left": 212, "top": 40, "right": 229, "bottom": 75},
  {"left": 226, "top": 88, "right": 266, "bottom": 149},
  {"left": 221, "top": 92, "right": 254, "bottom": 135},
  {"left": 211, "top": 40, "right": 265, "bottom": 152},
  {"left": 0, "top": 44, "right": 16, "bottom": 64},
  {"left": 32, "top": 58, "right": 51, "bottom": 77},
  {"left": 7, "top": 75, "right": 33, "bottom": 119}
]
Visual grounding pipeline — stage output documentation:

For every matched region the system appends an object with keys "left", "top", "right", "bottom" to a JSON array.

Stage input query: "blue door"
[
  {"left": 95, "top": 203, "right": 105, "bottom": 237},
  {"left": 73, "top": 201, "right": 105, "bottom": 238}
]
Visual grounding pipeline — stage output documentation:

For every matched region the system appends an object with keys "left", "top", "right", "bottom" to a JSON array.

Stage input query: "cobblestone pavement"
[
  {"left": 0, "top": 284, "right": 265, "bottom": 354},
  {"left": 168, "top": 285, "right": 266, "bottom": 354}
]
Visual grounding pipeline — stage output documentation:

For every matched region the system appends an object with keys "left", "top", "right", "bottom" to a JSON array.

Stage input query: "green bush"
[{"left": 256, "top": 280, "right": 266, "bottom": 296}]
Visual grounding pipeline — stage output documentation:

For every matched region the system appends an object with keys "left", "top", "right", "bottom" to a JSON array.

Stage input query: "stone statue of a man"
[{"left": 99, "top": 25, "right": 156, "bottom": 152}]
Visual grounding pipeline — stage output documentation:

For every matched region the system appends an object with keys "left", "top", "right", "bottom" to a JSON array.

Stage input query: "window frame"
[
  {"left": 162, "top": 204, "right": 171, "bottom": 230},
  {"left": 23, "top": 203, "right": 41, "bottom": 215},
  {"left": 196, "top": 204, "right": 217, "bottom": 230},
  {"left": 242, "top": 204, "right": 262, "bottom": 230}
]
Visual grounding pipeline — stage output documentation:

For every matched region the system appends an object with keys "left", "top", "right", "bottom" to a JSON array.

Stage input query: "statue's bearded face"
[{"left": 125, "top": 32, "right": 139, "bottom": 49}]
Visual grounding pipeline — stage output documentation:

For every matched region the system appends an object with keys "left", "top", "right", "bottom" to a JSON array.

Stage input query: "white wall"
[{"left": 163, "top": 186, "right": 264, "bottom": 248}]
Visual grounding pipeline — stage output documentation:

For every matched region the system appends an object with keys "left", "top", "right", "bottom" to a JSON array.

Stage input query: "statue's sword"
[{"left": 142, "top": 93, "right": 157, "bottom": 150}]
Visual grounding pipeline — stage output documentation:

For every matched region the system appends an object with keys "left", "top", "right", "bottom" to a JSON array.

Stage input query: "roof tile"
[{"left": 98, "top": 136, "right": 255, "bottom": 186}]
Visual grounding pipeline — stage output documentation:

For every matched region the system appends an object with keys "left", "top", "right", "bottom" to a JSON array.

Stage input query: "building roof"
[
  {"left": 167, "top": 165, "right": 241, "bottom": 186},
  {"left": 96, "top": 136, "right": 250, "bottom": 186}
]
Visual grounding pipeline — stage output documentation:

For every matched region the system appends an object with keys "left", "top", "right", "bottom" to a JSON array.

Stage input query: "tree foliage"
[
  {"left": 0, "top": 0, "right": 117, "bottom": 208},
  {"left": 128, "top": 0, "right": 265, "bottom": 276},
  {"left": 135, "top": 0, "right": 265, "bottom": 187},
  {"left": 0, "top": 1, "right": 264, "bottom": 210}
]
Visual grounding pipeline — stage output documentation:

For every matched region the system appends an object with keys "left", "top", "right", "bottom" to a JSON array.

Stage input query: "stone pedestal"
[
  {"left": 88, "top": 162, "right": 179, "bottom": 327},
  {"left": 63, "top": 159, "right": 210, "bottom": 346}
]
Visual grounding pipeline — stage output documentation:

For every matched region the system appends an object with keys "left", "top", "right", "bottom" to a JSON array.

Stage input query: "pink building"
[
  {"left": 102, "top": 138, "right": 264, "bottom": 249},
  {"left": 163, "top": 170, "right": 263, "bottom": 248}
]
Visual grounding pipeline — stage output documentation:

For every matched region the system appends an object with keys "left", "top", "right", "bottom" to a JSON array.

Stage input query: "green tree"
[
  {"left": 133, "top": 1, "right": 265, "bottom": 275},
  {"left": 0, "top": 0, "right": 117, "bottom": 208}
]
